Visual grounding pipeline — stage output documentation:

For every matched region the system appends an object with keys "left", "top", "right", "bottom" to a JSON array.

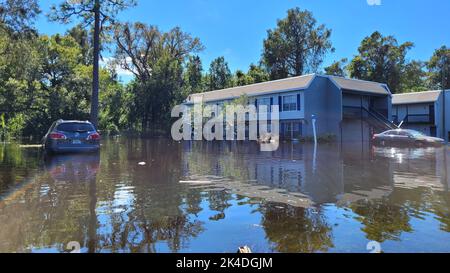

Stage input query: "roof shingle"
[
  {"left": 330, "top": 76, "right": 390, "bottom": 95},
  {"left": 392, "top": 90, "right": 442, "bottom": 105},
  {"left": 187, "top": 74, "right": 315, "bottom": 103},
  {"left": 185, "top": 74, "right": 391, "bottom": 104}
]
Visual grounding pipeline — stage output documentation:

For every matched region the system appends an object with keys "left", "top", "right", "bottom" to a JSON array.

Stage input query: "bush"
[
  {"left": 0, "top": 113, "right": 27, "bottom": 140},
  {"left": 105, "top": 123, "right": 120, "bottom": 136}
]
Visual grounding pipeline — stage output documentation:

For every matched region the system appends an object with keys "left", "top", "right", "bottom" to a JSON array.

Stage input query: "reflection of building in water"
[
  {"left": 372, "top": 146, "right": 450, "bottom": 191},
  {"left": 181, "top": 142, "right": 450, "bottom": 211},
  {"left": 181, "top": 142, "right": 344, "bottom": 206},
  {"left": 182, "top": 142, "right": 393, "bottom": 206}
]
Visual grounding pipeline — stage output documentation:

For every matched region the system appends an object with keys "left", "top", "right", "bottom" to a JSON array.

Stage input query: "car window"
[
  {"left": 384, "top": 130, "right": 398, "bottom": 136},
  {"left": 56, "top": 123, "right": 95, "bottom": 132},
  {"left": 397, "top": 131, "right": 411, "bottom": 136},
  {"left": 408, "top": 130, "right": 425, "bottom": 137}
]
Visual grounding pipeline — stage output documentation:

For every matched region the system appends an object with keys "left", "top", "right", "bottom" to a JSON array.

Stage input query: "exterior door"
[{"left": 429, "top": 105, "right": 435, "bottom": 124}]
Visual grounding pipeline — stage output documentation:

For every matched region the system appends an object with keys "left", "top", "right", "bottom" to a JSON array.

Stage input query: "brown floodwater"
[{"left": 0, "top": 138, "right": 449, "bottom": 253}]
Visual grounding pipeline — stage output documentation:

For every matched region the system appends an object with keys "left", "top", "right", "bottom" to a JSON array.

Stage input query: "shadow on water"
[{"left": 0, "top": 138, "right": 449, "bottom": 252}]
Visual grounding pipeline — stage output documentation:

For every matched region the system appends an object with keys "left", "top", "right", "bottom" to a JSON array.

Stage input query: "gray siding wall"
[
  {"left": 303, "top": 76, "right": 342, "bottom": 137},
  {"left": 326, "top": 77, "right": 343, "bottom": 137}
]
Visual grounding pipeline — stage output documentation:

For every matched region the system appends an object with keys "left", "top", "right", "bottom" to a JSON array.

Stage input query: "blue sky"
[{"left": 36, "top": 0, "right": 450, "bottom": 77}]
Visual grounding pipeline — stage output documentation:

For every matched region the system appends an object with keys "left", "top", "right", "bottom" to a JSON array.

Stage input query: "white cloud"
[
  {"left": 367, "top": 0, "right": 381, "bottom": 5},
  {"left": 100, "top": 57, "right": 135, "bottom": 77}
]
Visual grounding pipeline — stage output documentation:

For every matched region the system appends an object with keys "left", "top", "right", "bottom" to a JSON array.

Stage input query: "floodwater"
[{"left": 0, "top": 138, "right": 450, "bottom": 253}]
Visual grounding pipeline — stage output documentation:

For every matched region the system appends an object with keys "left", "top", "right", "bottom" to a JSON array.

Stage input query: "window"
[
  {"left": 283, "top": 95, "right": 297, "bottom": 111},
  {"left": 281, "top": 121, "right": 302, "bottom": 139},
  {"left": 259, "top": 98, "right": 271, "bottom": 112},
  {"left": 384, "top": 130, "right": 398, "bottom": 136},
  {"left": 56, "top": 123, "right": 95, "bottom": 133},
  {"left": 397, "top": 131, "right": 411, "bottom": 137}
]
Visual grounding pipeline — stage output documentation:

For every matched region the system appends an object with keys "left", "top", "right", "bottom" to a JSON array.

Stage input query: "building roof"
[
  {"left": 185, "top": 74, "right": 391, "bottom": 104},
  {"left": 392, "top": 90, "right": 442, "bottom": 105},
  {"left": 329, "top": 76, "right": 390, "bottom": 95},
  {"left": 187, "top": 74, "right": 315, "bottom": 103}
]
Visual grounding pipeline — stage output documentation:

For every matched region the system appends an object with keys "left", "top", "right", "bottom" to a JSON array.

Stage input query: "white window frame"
[
  {"left": 283, "top": 95, "right": 297, "bottom": 112},
  {"left": 258, "top": 97, "right": 271, "bottom": 112}
]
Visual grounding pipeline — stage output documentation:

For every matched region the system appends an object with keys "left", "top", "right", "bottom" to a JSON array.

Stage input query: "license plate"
[{"left": 72, "top": 140, "right": 82, "bottom": 145}]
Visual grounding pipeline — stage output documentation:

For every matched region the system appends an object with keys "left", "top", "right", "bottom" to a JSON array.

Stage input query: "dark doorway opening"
[{"left": 430, "top": 126, "right": 437, "bottom": 137}]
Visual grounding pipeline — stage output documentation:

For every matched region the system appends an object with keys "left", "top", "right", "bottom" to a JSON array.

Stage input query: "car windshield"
[{"left": 56, "top": 123, "right": 95, "bottom": 133}]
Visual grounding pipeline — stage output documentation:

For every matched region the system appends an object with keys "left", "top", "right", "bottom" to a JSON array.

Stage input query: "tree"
[
  {"left": 399, "top": 60, "right": 428, "bottom": 92},
  {"left": 247, "top": 64, "right": 269, "bottom": 83},
  {"left": 208, "top": 56, "right": 232, "bottom": 90},
  {"left": 347, "top": 31, "right": 413, "bottom": 94},
  {"left": 184, "top": 55, "right": 204, "bottom": 93},
  {"left": 0, "top": 0, "right": 40, "bottom": 32},
  {"left": 67, "top": 25, "right": 93, "bottom": 65},
  {"left": 234, "top": 70, "right": 253, "bottom": 86},
  {"left": 0, "top": 21, "right": 43, "bottom": 137},
  {"left": 262, "top": 7, "right": 333, "bottom": 80},
  {"left": 114, "top": 22, "right": 203, "bottom": 131},
  {"left": 49, "top": 0, "right": 136, "bottom": 128},
  {"left": 428, "top": 46, "right": 450, "bottom": 90},
  {"left": 324, "top": 58, "right": 347, "bottom": 77}
]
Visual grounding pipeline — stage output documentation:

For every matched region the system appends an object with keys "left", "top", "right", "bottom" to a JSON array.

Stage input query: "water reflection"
[{"left": 0, "top": 139, "right": 449, "bottom": 252}]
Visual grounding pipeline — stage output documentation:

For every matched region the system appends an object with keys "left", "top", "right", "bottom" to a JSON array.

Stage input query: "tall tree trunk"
[{"left": 90, "top": 0, "right": 100, "bottom": 128}]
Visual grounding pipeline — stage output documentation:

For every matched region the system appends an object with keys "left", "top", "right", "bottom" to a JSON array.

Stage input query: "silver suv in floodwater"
[{"left": 42, "top": 120, "right": 101, "bottom": 154}]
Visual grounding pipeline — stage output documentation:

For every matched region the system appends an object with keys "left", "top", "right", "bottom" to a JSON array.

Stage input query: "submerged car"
[
  {"left": 373, "top": 129, "right": 445, "bottom": 147},
  {"left": 42, "top": 120, "right": 100, "bottom": 153}
]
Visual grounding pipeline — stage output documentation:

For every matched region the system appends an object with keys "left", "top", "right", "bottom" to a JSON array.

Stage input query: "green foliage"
[
  {"left": 0, "top": 3, "right": 447, "bottom": 139},
  {"left": 347, "top": 31, "right": 414, "bottom": 94},
  {"left": 247, "top": 64, "right": 269, "bottom": 83},
  {"left": 234, "top": 70, "right": 254, "bottom": 86},
  {"left": 114, "top": 22, "right": 204, "bottom": 131},
  {"left": 399, "top": 60, "right": 428, "bottom": 92},
  {"left": 7, "top": 113, "right": 26, "bottom": 137},
  {"left": 0, "top": 21, "right": 130, "bottom": 138},
  {"left": 324, "top": 58, "right": 347, "bottom": 77},
  {"left": 49, "top": 0, "right": 136, "bottom": 26},
  {"left": 230, "top": 94, "right": 250, "bottom": 106},
  {"left": 184, "top": 55, "right": 204, "bottom": 94},
  {"left": 231, "top": 64, "right": 270, "bottom": 87},
  {"left": 208, "top": 56, "right": 232, "bottom": 90},
  {"left": 262, "top": 7, "right": 333, "bottom": 80},
  {"left": 427, "top": 45, "right": 450, "bottom": 90},
  {"left": 0, "top": 0, "right": 40, "bottom": 32}
]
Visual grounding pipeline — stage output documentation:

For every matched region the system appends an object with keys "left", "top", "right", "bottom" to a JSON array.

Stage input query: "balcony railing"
[{"left": 396, "top": 114, "right": 435, "bottom": 124}]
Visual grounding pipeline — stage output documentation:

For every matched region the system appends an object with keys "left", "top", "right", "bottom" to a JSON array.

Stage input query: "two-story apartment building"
[
  {"left": 392, "top": 90, "right": 450, "bottom": 140},
  {"left": 184, "top": 74, "right": 394, "bottom": 142}
]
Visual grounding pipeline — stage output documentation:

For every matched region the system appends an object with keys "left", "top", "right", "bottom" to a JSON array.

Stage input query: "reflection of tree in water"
[
  {"left": 207, "top": 190, "right": 232, "bottom": 221},
  {"left": 351, "top": 184, "right": 450, "bottom": 242},
  {"left": 0, "top": 154, "right": 98, "bottom": 252},
  {"left": 433, "top": 192, "right": 450, "bottom": 232},
  {"left": 350, "top": 200, "right": 412, "bottom": 242},
  {"left": 93, "top": 138, "right": 205, "bottom": 252},
  {"left": 389, "top": 186, "right": 450, "bottom": 233},
  {"left": 258, "top": 204, "right": 333, "bottom": 253},
  {"left": 0, "top": 144, "right": 41, "bottom": 193},
  {"left": 105, "top": 211, "right": 204, "bottom": 253},
  {"left": 185, "top": 190, "right": 203, "bottom": 216}
]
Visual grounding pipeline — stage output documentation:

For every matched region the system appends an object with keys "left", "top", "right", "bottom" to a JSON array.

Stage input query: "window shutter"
[
  {"left": 297, "top": 94, "right": 301, "bottom": 111},
  {"left": 278, "top": 96, "right": 283, "bottom": 112},
  {"left": 254, "top": 99, "right": 258, "bottom": 108},
  {"left": 270, "top": 97, "right": 273, "bottom": 112}
]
